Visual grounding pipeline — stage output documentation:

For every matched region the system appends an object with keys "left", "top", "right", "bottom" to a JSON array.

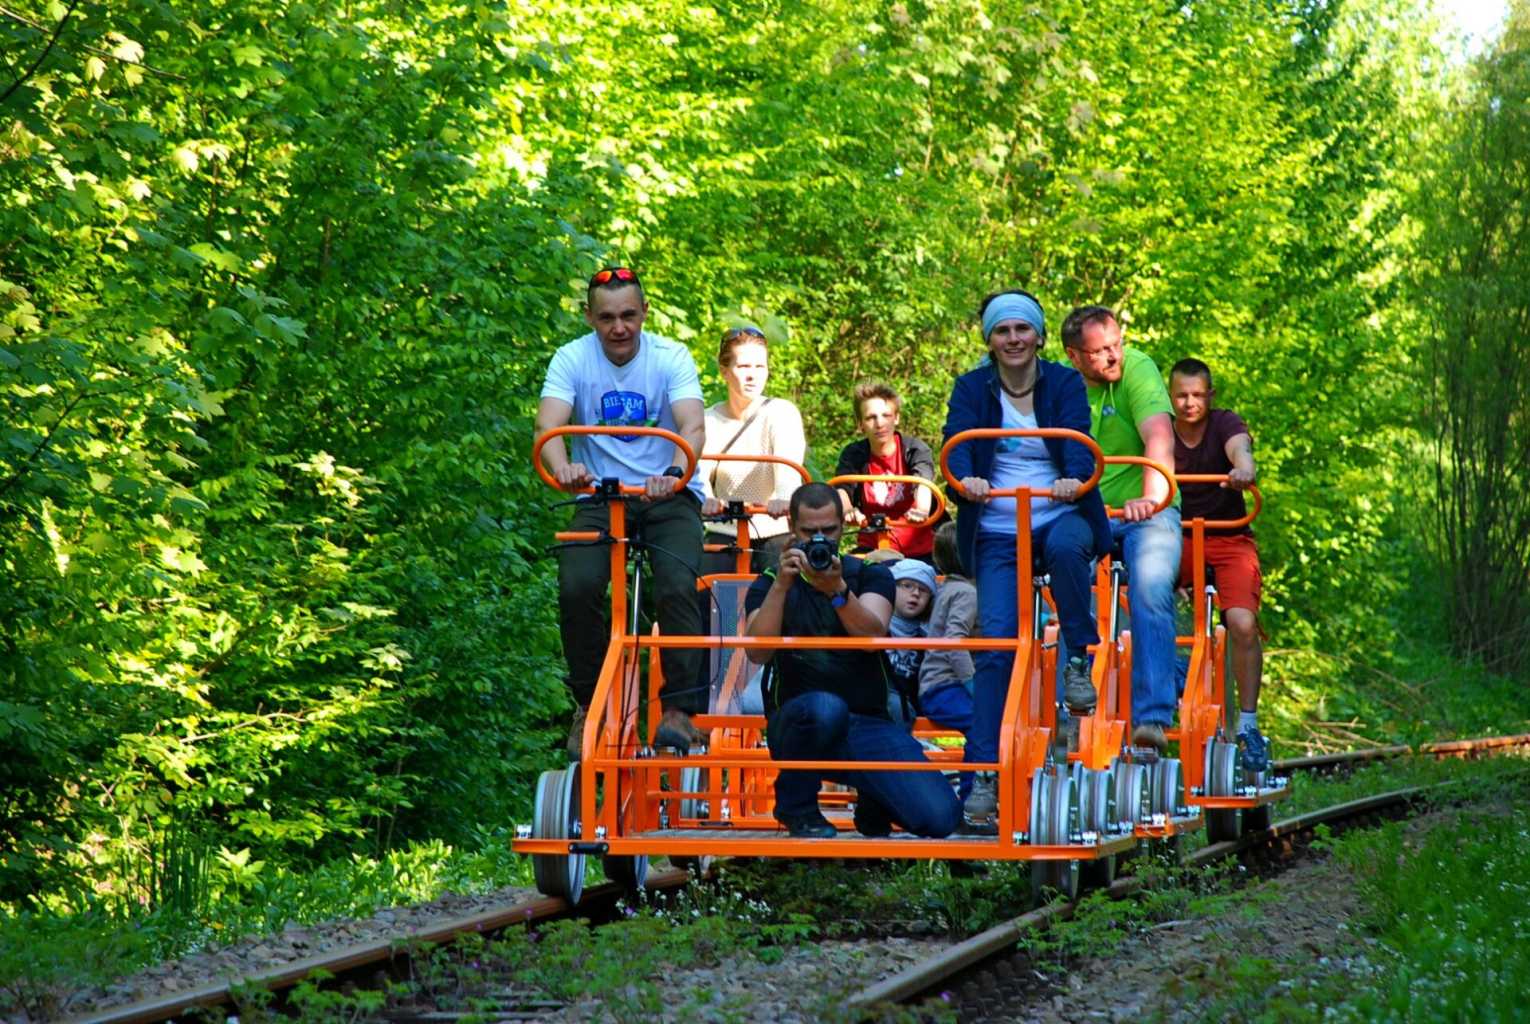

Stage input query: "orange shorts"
[{"left": 1180, "top": 533, "right": 1262, "bottom": 615}]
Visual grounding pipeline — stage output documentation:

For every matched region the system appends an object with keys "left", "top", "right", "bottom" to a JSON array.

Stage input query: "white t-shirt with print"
[{"left": 540, "top": 331, "right": 706, "bottom": 499}]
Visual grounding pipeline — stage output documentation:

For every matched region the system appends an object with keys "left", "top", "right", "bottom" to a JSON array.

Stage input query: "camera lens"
[{"left": 799, "top": 533, "right": 835, "bottom": 572}]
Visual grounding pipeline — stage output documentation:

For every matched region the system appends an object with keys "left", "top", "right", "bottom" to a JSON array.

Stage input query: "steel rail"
[
  {"left": 1272, "top": 731, "right": 1530, "bottom": 773},
  {"left": 849, "top": 786, "right": 1432, "bottom": 1010},
  {"left": 62, "top": 869, "right": 692, "bottom": 1024},
  {"left": 853, "top": 732, "right": 1530, "bottom": 1012}
]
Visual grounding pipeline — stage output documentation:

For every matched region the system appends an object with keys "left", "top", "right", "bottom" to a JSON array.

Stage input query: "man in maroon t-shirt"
[{"left": 1168, "top": 358, "right": 1268, "bottom": 771}]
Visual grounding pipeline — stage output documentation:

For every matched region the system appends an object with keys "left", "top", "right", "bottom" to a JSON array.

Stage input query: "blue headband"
[{"left": 982, "top": 294, "right": 1046, "bottom": 343}]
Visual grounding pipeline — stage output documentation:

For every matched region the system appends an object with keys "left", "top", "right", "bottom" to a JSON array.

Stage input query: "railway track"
[
  {"left": 848, "top": 786, "right": 1434, "bottom": 1017},
  {"left": 62, "top": 731, "right": 1530, "bottom": 1024}
]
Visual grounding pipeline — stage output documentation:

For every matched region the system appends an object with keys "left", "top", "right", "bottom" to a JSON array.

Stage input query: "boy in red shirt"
[
  {"left": 834, "top": 382, "right": 938, "bottom": 563},
  {"left": 1168, "top": 358, "right": 1268, "bottom": 771}
]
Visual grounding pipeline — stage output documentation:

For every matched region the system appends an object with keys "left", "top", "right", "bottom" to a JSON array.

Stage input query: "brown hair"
[
  {"left": 853, "top": 380, "right": 903, "bottom": 419},
  {"left": 718, "top": 326, "right": 768, "bottom": 369},
  {"left": 1061, "top": 305, "right": 1117, "bottom": 349},
  {"left": 933, "top": 521, "right": 962, "bottom": 577}
]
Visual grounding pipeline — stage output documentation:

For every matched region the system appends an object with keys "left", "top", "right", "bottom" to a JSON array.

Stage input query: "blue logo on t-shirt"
[
  {"left": 1102, "top": 404, "right": 1117, "bottom": 418},
  {"left": 601, "top": 390, "right": 653, "bottom": 441}
]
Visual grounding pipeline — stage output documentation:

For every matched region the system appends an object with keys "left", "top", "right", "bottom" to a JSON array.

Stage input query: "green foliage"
[
  {"left": 0, "top": 0, "right": 1513, "bottom": 960},
  {"left": 0, "top": 902, "right": 157, "bottom": 1021},
  {"left": 1409, "top": 3, "right": 1530, "bottom": 674},
  {"left": 1331, "top": 801, "right": 1530, "bottom": 1020}
]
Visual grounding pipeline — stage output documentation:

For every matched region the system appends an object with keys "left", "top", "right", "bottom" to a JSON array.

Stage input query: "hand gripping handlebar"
[
  {"left": 533, "top": 424, "right": 697, "bottom": 496},
  {"left": 825, "top": 474, "right": 949, "bottom": 529},
  {"left": 704, "top": 453, "right": 813, "bottom": 517},
  {"left": 938, "top": 428, "right": 1105, "bottom": 498},
  {"left": 1102, "top": 455, "right": 1177, "bottom": 519},
  {"left": 1175, "top": 473, "right": 1264, "bottom": 529}
]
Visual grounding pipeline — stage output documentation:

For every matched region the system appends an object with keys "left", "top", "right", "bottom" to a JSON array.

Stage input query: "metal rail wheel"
[
  {"left": 1029, "top": 767, "right": 1081, "bottom": 901},
  {"left": 1203, "top": 736, "right": 1243, "bottom": 842},
  {"left": 531, "top": 765, "right": 585, "bottom": 903}
]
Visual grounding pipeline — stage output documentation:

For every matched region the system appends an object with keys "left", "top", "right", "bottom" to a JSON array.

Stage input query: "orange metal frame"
[
  {"left": 514, "top": 426, "right": 1144, "bottom": 862},
  {"left": 1173, "top": 474, "right": 1290, "bottom": 815}
]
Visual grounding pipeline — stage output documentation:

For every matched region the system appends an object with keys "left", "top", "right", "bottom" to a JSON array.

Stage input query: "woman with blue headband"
[{"left": 941, "top": 289, "right": 1112, "bottom": 831}]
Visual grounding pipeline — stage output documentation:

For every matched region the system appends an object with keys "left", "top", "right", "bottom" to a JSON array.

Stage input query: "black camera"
[{"left": 794, "top": 533, "right": 836, "bottom": 572}]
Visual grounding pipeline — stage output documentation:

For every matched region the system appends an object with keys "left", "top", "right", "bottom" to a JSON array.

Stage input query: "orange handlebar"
[
  {"left": 1175, "top": 473, "right": 1263, "bottom": 529},
  {"left": 826, "top": 475, "right": 948, "bottom": 529},
  {"left": 532, "top": 425, "right": 697, "bottom": 497},
  {"left": 1103, "top": 455, "right": 1177, "bottom": 518},
  {"left": 701, "top": 452, "right": 812, "bottom": 484},
  {"left": 702, "top": 453, "right": 813, "bottom": 519},
  {"left": 938, "top": 428, "right": 1105, "bottom": 499}
]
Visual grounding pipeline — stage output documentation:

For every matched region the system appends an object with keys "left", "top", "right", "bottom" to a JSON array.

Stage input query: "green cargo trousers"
[{"left": 558, "top": 493, "right": 705, "bottom": 715}]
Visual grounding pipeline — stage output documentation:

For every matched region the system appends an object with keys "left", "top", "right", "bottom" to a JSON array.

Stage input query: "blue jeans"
[
  {"left": 921, "top": 681, "right": 975, "bottom": 802},
  {"left": 1110, "top": 507, "right": 1182, "bottom": 727},
  {"left": 968, "top": 513, "right": 1096, "bottom": 768},
  {"left": 920, "top": 681, "right": 973, "bottom": 732},
  {"left": 767, "top": 691, "right": 961, "bottom": 838}
]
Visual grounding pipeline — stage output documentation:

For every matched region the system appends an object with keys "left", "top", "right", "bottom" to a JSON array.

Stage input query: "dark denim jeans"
[
  {"left": 968, "top": 512, "right": 1096, "bottom": 767},
  {"left": 767, "top": 691, "right": 961, "bottom": 838}
]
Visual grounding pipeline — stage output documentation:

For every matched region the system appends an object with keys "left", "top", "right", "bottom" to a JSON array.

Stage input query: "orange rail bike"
[
  {"left": 936, "top": 428, "right": 1139, "bottom": 899},
  {"left": 515, "top": 426, "right": 1136, "bottom": 903},
  {"left": 1174, "top": 474, "right": 1289, "bottom": 839},
  {"left": 825, "top": 474, "right": 949, "bottom": 553}
]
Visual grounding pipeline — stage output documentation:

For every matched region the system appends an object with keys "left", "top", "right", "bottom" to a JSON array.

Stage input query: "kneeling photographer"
[{"left": 744, "top": 482, "right": 961, "bottom": 839}]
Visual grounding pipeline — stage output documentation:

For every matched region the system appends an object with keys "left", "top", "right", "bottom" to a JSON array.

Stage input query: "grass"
[
  {"left": 1324, "top": 801, "right": 1530, "bottom": 1021},
  {"left": 1022, "top": 770, "right": 1530, "bottom": 1023}
]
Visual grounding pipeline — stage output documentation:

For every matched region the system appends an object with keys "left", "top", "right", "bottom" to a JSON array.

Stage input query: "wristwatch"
[
  {"left": 662, "top": 466, "right": 685, "bottom": 480},
  {"left": 830, "top": 584, "right": 849, "bottom": 609}
]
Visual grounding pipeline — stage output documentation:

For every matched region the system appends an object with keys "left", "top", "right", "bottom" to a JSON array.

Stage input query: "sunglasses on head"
[
  {"left": 724, "top": 326, "right": 766, "bottom": 341},
  {"left": 589, "top": 267, "right": 640, "bottom": 287}
]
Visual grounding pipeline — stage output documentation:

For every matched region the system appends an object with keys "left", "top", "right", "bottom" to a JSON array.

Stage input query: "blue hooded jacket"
[{"left": 941, "top": 358, "right": 1112, "bottom": 576}]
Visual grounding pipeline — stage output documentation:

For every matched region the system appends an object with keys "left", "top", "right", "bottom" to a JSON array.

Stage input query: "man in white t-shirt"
[{"left": 535, "top": 267, "right": 709, "bottom": 761}]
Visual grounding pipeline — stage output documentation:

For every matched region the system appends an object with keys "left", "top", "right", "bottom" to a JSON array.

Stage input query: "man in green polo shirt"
[{"left": 1061, "top": 305, "right": 1182, "bottom": 756}]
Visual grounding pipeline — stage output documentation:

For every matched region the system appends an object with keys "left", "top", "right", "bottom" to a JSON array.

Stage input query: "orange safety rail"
[
  {"left": 701, "top": 453, "right": 811, "bottom": 573},
  {"left": 826, "top": 473, "right": 948, "bottom": 551}
]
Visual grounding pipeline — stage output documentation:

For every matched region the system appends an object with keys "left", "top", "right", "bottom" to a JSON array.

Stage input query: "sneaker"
[
  {"left": 774, "top": 808, "right": 837, "bottom": 839},
  {"left": 853, "top": 798, "right": 894, "bottom": 838},
  {"left": 964, "top": 772, "right": 998, "bottom": 824},
  {"left": 1237, "top": 726, "right": 1269, "bottom": 773},
  {"left": 1131, "top": 722, "right": 1167, "bottom": 757},
  {"left": 1062, "top": 657, "right": 1097, "bottom": 713},
  {"left": 654, "top": 709, "right": 707, "bottom": 755},
  {"left": 565, "top": 704, "right": 588, "bottom": 762}
]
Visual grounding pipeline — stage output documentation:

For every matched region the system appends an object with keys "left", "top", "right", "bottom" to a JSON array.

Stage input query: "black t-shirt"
[
  {"left": 1174, "top": 408, "right": 1254, "bottom": 537},
  {"left": 744, "top": 556, "right": 897, "bottom": 718}
]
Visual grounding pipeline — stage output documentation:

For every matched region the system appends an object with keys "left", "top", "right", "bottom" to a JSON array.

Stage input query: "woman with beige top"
[{"left": 700, "top": 325, "right": 807, "bottom": 573}]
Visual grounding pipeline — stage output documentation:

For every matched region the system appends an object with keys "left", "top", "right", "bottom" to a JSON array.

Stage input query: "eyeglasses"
[
  {"left": 589, "top": 267, "right": 640, "bottom": 287},
  {"left": 1077, "top": 340, "right": 1123, "bottom": 360},
  {"left": 723, "top": 326, "right": 765, "bottom": 341}
]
